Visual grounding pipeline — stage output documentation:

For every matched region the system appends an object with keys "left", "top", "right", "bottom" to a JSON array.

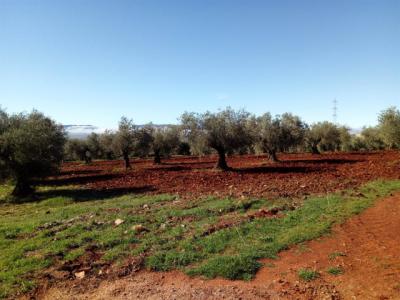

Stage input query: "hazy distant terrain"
[{"left": 64, "top": 124, "right": 172, "bottom": 139}]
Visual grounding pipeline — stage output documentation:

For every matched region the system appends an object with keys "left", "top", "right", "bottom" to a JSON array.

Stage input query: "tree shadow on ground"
[
  {"left": 11, "top": 186, "right": 157, "bottom": 204},
  {"left": 146, "top": 165, "right": 192, "bottom": 172},
  {"left": 59, "top": 169, "right": 102, "bottom": 176},
  {"left": 36, "top": 173, "right": 122, "bottom": 186},
  {"left": 163, "top": 160, "right": 215, "bottom": 166},
  {"left": 234, "top": 165, "right": 321, "bottom": 174},
  {"left": 287, "top": 158, "right": 363, "bottom": 164}
]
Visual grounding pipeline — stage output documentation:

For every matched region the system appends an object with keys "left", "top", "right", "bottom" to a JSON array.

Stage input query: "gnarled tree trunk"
[
  {"left": 12, "top": 178, "right": 34, "bottom": 197},
  {"left": 311, "top": 144, "right": 320, "bottom": 154},
  {"left": 123, "top": 152, "right": 131, "bottom": 169},
  {"left": 215, "top": 148, "right": 229, "bottom": 170},
  {"left": 268, "top": 150, "right": 279, "bottom": 162},
  {"left": 154, "top": 150, "right": 161, "bottom": 164}
]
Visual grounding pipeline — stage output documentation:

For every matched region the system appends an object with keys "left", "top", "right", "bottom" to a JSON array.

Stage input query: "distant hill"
[
  {"left": 64, "top": 124, "right": 172, "bottom": 139},
  {"left": 63, "top": 125, "right": 105, "bottom": 139}
]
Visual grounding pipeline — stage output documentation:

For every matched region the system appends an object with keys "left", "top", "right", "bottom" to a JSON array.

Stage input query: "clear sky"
[{"left": 1, "top": 0, "right": 399, "bottom": 129}]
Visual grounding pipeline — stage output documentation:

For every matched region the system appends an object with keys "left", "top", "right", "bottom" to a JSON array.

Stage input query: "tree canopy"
[{"left": 0, "top": 109, "right": 66, "bottom": 196}]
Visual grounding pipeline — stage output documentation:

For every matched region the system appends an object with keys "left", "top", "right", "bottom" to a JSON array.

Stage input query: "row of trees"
[
  {"left": 65, "top": 107, "right": 400, "bottom": 170},
  {"left": 1, "top": 106, "right": 399, "bottom": 197}
]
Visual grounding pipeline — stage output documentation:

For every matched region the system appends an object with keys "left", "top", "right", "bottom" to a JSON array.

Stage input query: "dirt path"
[{"left": 38, "top": 193, "right": 400, "bottom": 300}]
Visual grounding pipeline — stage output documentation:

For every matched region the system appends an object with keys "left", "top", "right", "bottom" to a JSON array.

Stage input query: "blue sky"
[{"left": 0, "top": 0, "right": 399, "bottom": 129}]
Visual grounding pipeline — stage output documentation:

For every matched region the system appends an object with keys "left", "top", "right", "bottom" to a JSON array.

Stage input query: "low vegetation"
[
  {"left": 1, "top": 180, "right": 400, "bottom": 298},
  {"left": 298, "top": 268, "right": 320, "bottom": 281},
  {"left": 326, "top": 266, "right": 344, "bottom": 276}
]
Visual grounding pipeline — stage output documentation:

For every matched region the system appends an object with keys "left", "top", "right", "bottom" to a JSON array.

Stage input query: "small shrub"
[
  {"left": 328, "top": 251, "right": 346, "bottom": 260},
  {"left": 298, "top": 268, "right": 320, "bottom": 281},
  {"left": 327, "top": 266, "right": 344, "bottom": 275}
]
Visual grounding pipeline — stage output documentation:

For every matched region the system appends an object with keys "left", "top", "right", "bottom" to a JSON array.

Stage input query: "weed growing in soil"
[
  {"left": 327, "top": 266, "right": 344, "bottom": 275},
  {"left": 328, "top": 251, "right": 346, "bottom": 260},
  {"left": 298, "top": 268, "right": 320, "bottom": 281},
  {"left": 0, "top": 179, "right": 400, "bottom": 298}
]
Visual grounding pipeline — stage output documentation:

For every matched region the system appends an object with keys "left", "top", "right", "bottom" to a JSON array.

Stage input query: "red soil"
[{"left": 56, "top": 151, "right": 400, "bottom": 199}]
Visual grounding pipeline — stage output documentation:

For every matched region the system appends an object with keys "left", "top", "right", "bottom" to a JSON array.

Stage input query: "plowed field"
[{"left": 56, "top": 151, "right": 400, "bottom": 199}]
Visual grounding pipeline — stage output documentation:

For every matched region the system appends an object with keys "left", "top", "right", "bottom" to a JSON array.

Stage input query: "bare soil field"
[
  {"left": 57, "top": 151, "right": 400, "bottom": 199},
  {"left": 38, "top": 192, "right": 400, "bottom": 300}
]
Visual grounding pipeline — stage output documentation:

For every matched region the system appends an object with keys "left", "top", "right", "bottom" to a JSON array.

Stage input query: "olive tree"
[
  {"left": 338, "top": 126, "right": 352, "bottom": 151},
  {"left": 151, "top": 126, "right": 180, "bottom": 164},
  {"left": 86, "top": 133, "right": 103, "bottom": 159},
  {"left": 136, "top": 125, "right": 180, "bottom": 164},
  {"left": 255, "top": 113, "right": 281, "bottom": 161},
  {"left": 112, "top": 117, "right": 137, "bottom": 169},
  {"left": 305, "top": 122, "right": 341, "bottom": 153},
  {"left": 0, "top": 109, "right": 9, "bottom": 181},
  {"left": 181, "top": 108, "right": 252, "bottom": 170},
  {"left": 360, "top": 126, "right": 385, "bottom": 150},
  {"left": 256, "top": 113, "right": 306, "bottom": 161},
  {"left": 99, "top": 130, "right": 116, "bottom": 160},
  {"left": 304, "top": 126, "right": 322, "bottom": 154},
  {"left": 378, "top": 106, "right": 400, "bottom": 149},
  {"left": 64, "top": 138, "right": 91, "bottom": 163},
  {"left": 180, "top": 112, "right": 211, "bottom": 156},
  {"left": 0, "top": 109, "right": 66, "bottom": 196}
]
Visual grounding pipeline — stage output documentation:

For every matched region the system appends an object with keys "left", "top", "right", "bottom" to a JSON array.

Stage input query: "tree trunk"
[
  {"left": 311, "top": 144, "right": 320, "bottom": 154},
  {"left": 268, "top": 150, "right": 279, "bottom": 162},
  {"left": 84, "top": 150, "right": 92, "bottom": 164},
  {"left": 215, "top": 149, "right": 229, "bottom": 170},
  {"left": 123, "top": 152, "right": 131, "bottom": 169},
  {"left": 154, "top": 150, "right": 161, "bottom": 164},
  {"left": 12, "top": 178, "right": 34, "bottom": 197}
]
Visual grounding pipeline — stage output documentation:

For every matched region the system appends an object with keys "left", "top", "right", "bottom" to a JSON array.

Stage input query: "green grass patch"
[
  {"left": 0, "top": 179, "right": 400, "bottom": 298},
  {"left": 328, "top": 251, "right": 346, "bottom": 260},
  {"left": 298, "top": 268, "right": 320, "bottom": 281},
  {"left": 326, "top": 266, "right": 344, "bottom": 275},
  {"left": 187, "top": 255, "right": 262, "bottom": 280}
]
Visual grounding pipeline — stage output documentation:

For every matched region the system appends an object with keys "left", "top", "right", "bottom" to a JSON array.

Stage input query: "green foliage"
[
  {"left": 64, "top": 138, "right": 91, "bottom": 162},
  {"left": 256, "top": 113, "right": 306, "bottom": 160},
  {"left": 181, "top": 107, "right": 253, "bottom": 169},
  {"left": 176, "top": 141, "right": 191, "bottom": 155},
  {"left": 338, "top": 126, "right": 352, "bottom": 151},
  {"left": 306, "top": 122, "right": 341, "bottom": 153},
  {"left": 98, "top": 130, "right": 117, "bottom": 159},
  {"left": 298, "top": 268, "right": 320, "bottom": 281},
  {"left": 180, "top": 112, "right": 211, "bottom": 156},
  {"left": 86, "top": 133, "right": 103, "bottom": 159},
  {"left": 112, "top": 117, "right": 137, "bottom": 168},
  {"left": 378, "top": 106, "right": 400, "bottom": 149},
  {"left": 152, "top": 126, "right": 181, "bottom": 163},
  {"left": 65, "top": 131, "right": 118, "bottom": 162},
  {"left": 0, "top": 109, "right": 66, "bottom": 196},
  {"left": 137, "top": 125, "right": 181, "bottom": 163},
  {"left": 360, "top": 126, "right": 385, "bottom": 150},
  {"left": 326, "top": 266, "right": 344, "bottom": 275}
]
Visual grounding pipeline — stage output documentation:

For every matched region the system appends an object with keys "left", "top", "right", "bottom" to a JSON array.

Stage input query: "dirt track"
[
  {"left": 57, "top": 151, "right": 400, "bottom": 199},
  {"left": 38, "top": 193, "right": 400, "bottom": 300}
]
